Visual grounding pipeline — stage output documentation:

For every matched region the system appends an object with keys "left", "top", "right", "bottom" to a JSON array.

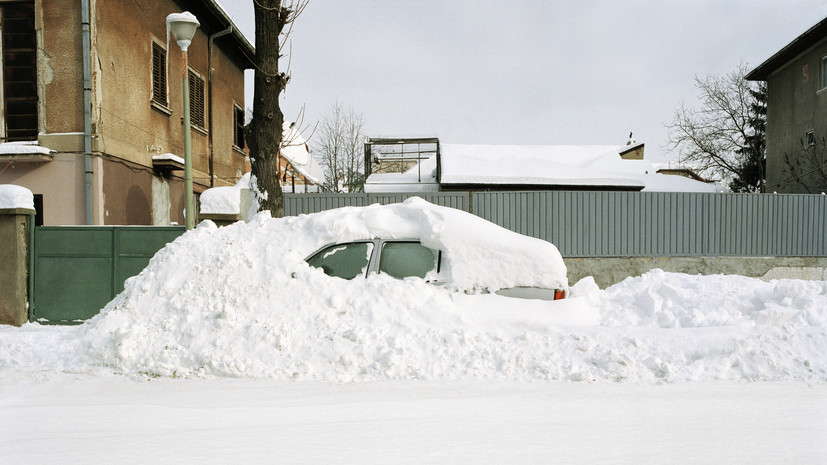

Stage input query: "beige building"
[{"left": 0, "top": 0, "right": 253, "bottom": 225}]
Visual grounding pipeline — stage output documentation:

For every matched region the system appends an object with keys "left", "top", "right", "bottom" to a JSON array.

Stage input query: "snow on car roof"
[{"left": 294, "top": 197, "right": 566, "bottom": 289}]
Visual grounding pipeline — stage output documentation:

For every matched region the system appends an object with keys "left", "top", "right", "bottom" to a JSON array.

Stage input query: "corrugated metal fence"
[{"left": 285, "top": 191, "right": 827, "bottom": 258}]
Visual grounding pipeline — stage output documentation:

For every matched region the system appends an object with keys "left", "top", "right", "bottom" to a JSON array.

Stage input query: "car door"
[
  {"left": 376, "top": 240, "right": 442, "bottom": 282},
  {"left": 305, "top": 241, "right": 376, "bottom": 279}
]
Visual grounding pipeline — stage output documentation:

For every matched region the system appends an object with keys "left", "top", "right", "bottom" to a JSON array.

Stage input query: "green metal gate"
[{"left": 31, "top": 226, "right": 185, "bottom": 324}]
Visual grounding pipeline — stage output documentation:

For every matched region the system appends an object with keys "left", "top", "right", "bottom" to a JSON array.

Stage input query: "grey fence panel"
[
  {"left": 284, "top": 193, "right": 369, "bottom": 216},
  {"left": 472, "top": 191, "right": 713, "bottom": 257},
  {"left": 285, "top": 191, "right": 827, "bottom": 257},
  {"left": 714, "top": 193, "right": 827, "bottom": 257},
  {"left": 285, "top": 192, "right": 469, "bottom": 215},
  {"left": 417, "top": 192, "right": 470, "bottom": 211}
]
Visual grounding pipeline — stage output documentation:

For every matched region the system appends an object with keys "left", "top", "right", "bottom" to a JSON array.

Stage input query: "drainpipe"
[
  {"left": 208, "top": 26, "right": 233, "bottom": 187},
  {"left": 81, "top": 0, "right": 93, "bottom": 224}
]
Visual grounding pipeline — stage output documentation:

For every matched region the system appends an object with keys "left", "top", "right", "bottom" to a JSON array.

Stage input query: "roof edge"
[
  {"left": 179, "top": 0, "right": 255, "bottom": 68},
  {"left": 746, "top": 16, "right": 827, "bottom": 81}
]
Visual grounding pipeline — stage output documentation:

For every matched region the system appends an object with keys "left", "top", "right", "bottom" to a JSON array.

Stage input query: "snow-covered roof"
[
  {"left": 365, "top": 155, "right": 439, "bottom": 193},
  {"left": 440, "top": 144, "right": 645, "bottom": 188},
  {"left": 0, "top": 184, "right": 34, "bottom": 210},
  {"left": 367, "top": 143, "right": 720, "bottom": 193},
  {"left": 0, "top": 141, "right": 54, "bottom": 156},
  {"left": 281, "top": 122, "right": 324, "bottom": 185}
]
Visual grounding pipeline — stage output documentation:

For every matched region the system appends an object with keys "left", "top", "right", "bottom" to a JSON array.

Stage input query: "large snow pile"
[
  {"left": 0, "top": 184, "right": 34, "bottom": 210},
  {"left": 80, "top": 198, "right": 573, "bottom": 379},
  {"left": 3, "top": 198, "right": 824, "bottom": 384}
]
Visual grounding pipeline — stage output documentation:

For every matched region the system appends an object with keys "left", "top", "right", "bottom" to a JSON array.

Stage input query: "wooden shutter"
[{"left": 151, "top": 42, "right": 166, "bottom": 105}]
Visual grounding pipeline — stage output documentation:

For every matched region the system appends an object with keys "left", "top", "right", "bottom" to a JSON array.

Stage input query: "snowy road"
[
  {"left": 2, "top": 376, "right": 825, "bottom": 464},
  {"left": 2, "top": 204, "right": 826, "bottom": 463}
]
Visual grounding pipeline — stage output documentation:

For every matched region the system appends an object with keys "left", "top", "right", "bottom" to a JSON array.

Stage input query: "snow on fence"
[{"left": 284, "top": 191, "right": 827, "bottom": 258}]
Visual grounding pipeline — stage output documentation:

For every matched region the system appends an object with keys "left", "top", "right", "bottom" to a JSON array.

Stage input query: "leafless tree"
[
  {"left": 666, "top": 63, "right": 766, "bottom": 192},
  {"left": 782, "top": 137, "right": 827, "bottom": 193},
  {"left": 314, "top": 100, "right": 366, "bottom": 192},
  {"left": 246, "top": 0, "right": 308, "bottom": 216}
]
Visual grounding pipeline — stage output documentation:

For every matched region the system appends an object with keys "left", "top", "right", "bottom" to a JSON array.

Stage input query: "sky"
[{"left": 221, "top": 1, "right": 827, "bottom": 162}]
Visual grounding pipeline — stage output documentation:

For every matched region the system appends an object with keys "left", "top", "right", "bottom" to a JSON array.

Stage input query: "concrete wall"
[
  {"left": 0, "top": 153, "right": 85, "bottom": 225},
  {"left": 566, "top": 256, "right": 827, "bottom": 289},
  {"left": 765, "top": 36, "right": 827, "bottom": 193},
  {"left": 0, "top": 209, "right": 34, "bottom": 326},
  {"left": 38, "top": 0, "right": 85, "bottom": 135}
]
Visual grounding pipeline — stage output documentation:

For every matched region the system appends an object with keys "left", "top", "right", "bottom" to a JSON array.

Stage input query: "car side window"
[
  {"left": 306, "top": 242, "right": 374, "bottom": 280},
  {"left": 379, "top": 241, "right": 438, "bottom": 279}
]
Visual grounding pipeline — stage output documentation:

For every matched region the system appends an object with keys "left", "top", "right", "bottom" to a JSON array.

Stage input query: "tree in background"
[
  {"left": 730, "top": 81, "right": 767, "bottom": 192},
  {"left": 666, "top": 63, "right": 766, "bottom": 192},
  {"left": 315, "top": 100, "right": 366, "bottom": 192},
  {"left": 246, "top": 0, "right": 308, "bottom": 217},
  {"left": 783, "top": 137, "right": 827, "bottom": 193}
]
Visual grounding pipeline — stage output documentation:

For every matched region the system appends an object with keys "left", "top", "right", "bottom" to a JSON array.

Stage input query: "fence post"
[{"left": 0, "top": 207, "right": 36, "bottom": 326}]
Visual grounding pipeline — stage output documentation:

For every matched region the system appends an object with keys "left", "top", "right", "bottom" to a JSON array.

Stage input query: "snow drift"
[
  {"left": 69, "top": 199, "right": 827, "bottom": 383},
  {"left": 3, "top": 199, "right": 824, "bottom": 384}
]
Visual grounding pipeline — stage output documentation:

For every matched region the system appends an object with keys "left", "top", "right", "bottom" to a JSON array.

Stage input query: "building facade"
[
  {"left": 0, "top": 0, "right": 253, "bottom": 225},
  {"left": 747, "top": 17, "right": 827, "bottom": 193}
]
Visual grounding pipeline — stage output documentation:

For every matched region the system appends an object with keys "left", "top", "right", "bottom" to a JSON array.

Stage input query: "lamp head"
[{"left": 166, "top": 12, "right": 200, "bottom": 51}]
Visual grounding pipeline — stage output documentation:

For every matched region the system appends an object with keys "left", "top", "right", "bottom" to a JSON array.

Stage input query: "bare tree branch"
[
  {"left": 314, "top": 100, "right": 367, "bottom": 192},
  {"left": 666, "top": 63, "right": 766, "bottom": 192},
  {"left": 782, "top": 137, "right": 827, "bottom": 193}
]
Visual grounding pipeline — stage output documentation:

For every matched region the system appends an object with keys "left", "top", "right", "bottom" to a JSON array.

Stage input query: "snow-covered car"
[{"left": 301, "top": 199, "right": 569, "bottom": 300}]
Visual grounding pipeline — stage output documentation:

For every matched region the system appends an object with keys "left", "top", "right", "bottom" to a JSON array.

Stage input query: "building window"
[
  {"left": 151, "top": 42, "right": 167, "bottom": 107},
  {"left": 233, "top": 104, "right": 245, "bottom": 150},
  {"left": 806, "top": 130, "right": 815, "bottom": 146},
  {"left": 188, "top": 69, "right": 205, "bottom": 129},
  {"left": 2, "top": 2, "right": 38, "bottom": 141},
  {"left": 821, "top": 56, "right": 827, "bottom": 90}
]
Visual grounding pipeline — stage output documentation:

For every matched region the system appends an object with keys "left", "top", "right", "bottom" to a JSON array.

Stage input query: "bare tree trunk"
[{"left": 247, "top": 0, "right": 292, "bottom": 217}]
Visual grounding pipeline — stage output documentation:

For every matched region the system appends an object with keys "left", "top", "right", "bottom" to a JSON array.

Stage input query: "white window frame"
[{"left": 821, "top": 56, "right": 827, "bottom": 91}]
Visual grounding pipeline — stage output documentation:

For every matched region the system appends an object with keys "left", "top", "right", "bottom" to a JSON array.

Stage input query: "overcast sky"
[{"left": 221, "top": 1, "right": 827, "bottom": 162}]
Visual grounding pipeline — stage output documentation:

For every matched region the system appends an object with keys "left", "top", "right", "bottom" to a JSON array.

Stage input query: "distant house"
[
  {"left": 0, "top": 0, "right": 254, "bottom": 225},
  {"left": 278, "top": 122, "right": 324, "bottom": 193},
  {"left": 746, "top": 16, "right": 827, "bottom": 193},
  {"left": 200, "top": 122, "right": 324, "bottom": 222},
  {"left": 364, "top": 138, "right": 718, "bottom": 193}
]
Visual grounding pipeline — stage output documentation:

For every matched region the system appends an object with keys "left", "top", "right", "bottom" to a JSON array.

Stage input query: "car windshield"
[
  {"left": 306, "top": 242, "right": 374, "bottom": 280},
  {"left": 378, "top": 241, "right": 438, "bottom": 279}
]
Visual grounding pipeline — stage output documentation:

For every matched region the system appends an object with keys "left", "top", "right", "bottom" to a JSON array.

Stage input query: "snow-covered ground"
[
  {"left": 2, "top": 376, "right": 825, "bottom": 464},
  {"left": 1, "top": 200, "right": 825, "bottom": 463}
]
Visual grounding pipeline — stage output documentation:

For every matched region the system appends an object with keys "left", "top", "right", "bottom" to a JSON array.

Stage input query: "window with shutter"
[
  {"left": 188, "top": 69, "right": 205, "bottom": 129},
  {"left": 2, "top": 2, "right": 38, "bottom": 141},
  {"left": 151, "top": 42, "right": 167, "bottom": 106}
]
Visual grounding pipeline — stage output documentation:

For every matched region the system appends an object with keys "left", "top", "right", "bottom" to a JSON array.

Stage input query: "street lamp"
[{"left": 167, "top": 12, "right": 199, "bottom": 230}]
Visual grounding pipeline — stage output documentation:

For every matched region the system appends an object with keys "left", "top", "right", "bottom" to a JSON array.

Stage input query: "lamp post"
[{"left": 167, "top": 12, "right": 200, "bottom": 230}]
